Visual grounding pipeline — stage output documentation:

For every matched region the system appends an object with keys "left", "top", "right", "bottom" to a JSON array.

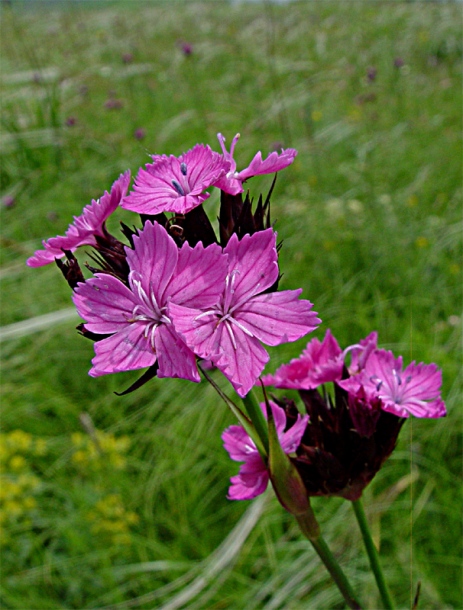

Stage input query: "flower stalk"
[
  {"left": 352, "top": 497, "right": 395, "bottom": 609},
  {"left": 241, "top": 390, "right": 269, "bottom": 454},
  {"left": 307, "top": 530, "right": 363, "bottom": 610}
]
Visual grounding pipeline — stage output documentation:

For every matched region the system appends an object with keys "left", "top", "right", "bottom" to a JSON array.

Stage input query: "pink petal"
[
  {"left": 238, "top": 148, "right": 297, "bottom": 181},
  {"left": 73, "top": 274, "right": 137, "bottom": 334},
  {"left": 168, "top": 304, "right": 221, "bottom": 360},
  {"left": 167, "top": 241, "right": 228, "bottom": 308},
  {"left": 154, "top": 324, "right": 200, "bottom": 382},
  {"left": 213, "top": 325, "right": 270, "bottom": 397},
  {"left": 222, "top": 425, "right": 255, "bottom": 462},
  {"left": 400, "top": 362, "right": 442, "bottom": 401},
  {"left": 89, "top": 324, "right": 156, "bottom": 376},
  {"left": 27, "top": 171, "right": 130, "bottom": 267},
  {"left": 224, "top": 230, "right": 279, "bottom": 301},
  {"left": 228, "top": 468, "right": 269, "bottom": 500},
  {"left": 237, "top": 290, "right": 320, "bottom": 346},
  {"left": 126, "top": 222, "right": 178, "bottom": 302}
]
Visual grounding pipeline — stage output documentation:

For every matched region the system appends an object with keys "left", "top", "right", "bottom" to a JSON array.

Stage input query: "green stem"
[
  {"left": 352, "top": 498, "right": 395, "bottom": 609},
  {"left": 242, "top": 390, "right": 269, "bottom": 454},
  {"left": 296, "top": 510, "right": 362, "bottom": 610}
]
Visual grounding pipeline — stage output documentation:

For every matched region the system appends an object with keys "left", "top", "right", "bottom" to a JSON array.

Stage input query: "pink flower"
[
  {"left": 339, "top": 349, "right": 446, "bottom": 418},
  {"left": 72, "top": 221, "right": 227, "bottom": 381},
  {"left": 262, "top": 329, "right": 343, "bottom": 389},
  {"left": 222, "top": 400, "right": 308, "bottom": 500},
  {"left": 214, "top": 133, "right": 298, "bottom": 196},
  {"left": 122, "top": 144, "right": 230, "bottom": 215},
  {"left": 27, "top": 172, "right": 131, "bottom": 267},
  {"left": 169, "top": 229, "right": 320, "bottom": 397}
]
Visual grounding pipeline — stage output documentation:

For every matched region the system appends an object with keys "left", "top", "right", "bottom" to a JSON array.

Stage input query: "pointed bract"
[{"left": 27, "top": 171, "right": 131, "bottom": 267}]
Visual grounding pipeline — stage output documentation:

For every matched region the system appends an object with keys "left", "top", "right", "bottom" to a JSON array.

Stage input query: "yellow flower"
[
  {"left": 9, "top": 455, "right": 27, "bottom": 471},
  {"left": 415, "top": 236, "right": 429, "bottom": 249},
  {"left": 7, "top": 430, "right": 32, "bottom": 452}
]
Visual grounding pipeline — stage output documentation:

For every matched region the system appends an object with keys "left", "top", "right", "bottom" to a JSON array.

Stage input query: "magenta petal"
[
  {"left": 213, "top": 326, "right": 270, "bottom": 397},
  {"left": 238, "top": 290, "right": 321, "bottom": 346},
  {"left": 223, "top": 400, "right": 307, "bottom": 501},
  {"left": 238, "top": 148, "right": 297, "bottom": 181},
  {"left": 222, "top": 425, "right": 256, "bottom": 461},
  {"left": 126, "top": 221, "right": 178, "bottom": 301},
  {"left": 167, "top": 241, "right": 228, "bottom": 308},
  {"left": 228, "top": 468, "right": 269, "bottom": 500},
  {"left": 169, "top": 304, "right": 220, "bottom": 360},
  {"left": 89, "top": 324, "right": 156, "bottom": 376},
  {"left": 213, "top": 175, "right": 244, "bottom": 196},
  {"left": 224, "top": 230, "right": 279, "bottom": 299},
  {"left": 27, "top": 171, "right": 130, "bottom": 267},
  {"left": 73, "top": 274, "right": 137, "bottom": 334},
  {"left": 155, "top": 324, "right": 200, "bottom": 382}
]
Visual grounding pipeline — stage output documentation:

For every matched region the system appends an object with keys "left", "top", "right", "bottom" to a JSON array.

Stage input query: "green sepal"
[{"left": 263, "top": 388, "right": 310, "bottom": 516}]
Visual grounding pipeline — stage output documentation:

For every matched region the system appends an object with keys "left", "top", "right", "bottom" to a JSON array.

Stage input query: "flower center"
[
  {"left": 369, "top": 369, "right": 413, "bottom": 404},
  {"left": 194, "top": 269, "right": 262, "bottom": 350},
  {"left": 129, "top": 277, "right": 171, "bottom": 350}
]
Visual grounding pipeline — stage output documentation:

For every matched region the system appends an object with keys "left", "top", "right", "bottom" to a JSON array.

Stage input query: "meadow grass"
[{"left": 1, "top": 1, "right": 461, "bottom": 608}]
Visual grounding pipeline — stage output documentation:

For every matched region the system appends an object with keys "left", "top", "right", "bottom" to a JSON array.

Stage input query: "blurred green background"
[{"left": 1, "top": 1, "right": 461, "bottom": 608}]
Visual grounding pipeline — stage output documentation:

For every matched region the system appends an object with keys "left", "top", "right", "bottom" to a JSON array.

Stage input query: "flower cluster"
[
  {"left": 27, "top": 134, "right": 319, "bottom": 397},
  {"left": 223, "top": 330, "right": 446, "bottom": 501}
]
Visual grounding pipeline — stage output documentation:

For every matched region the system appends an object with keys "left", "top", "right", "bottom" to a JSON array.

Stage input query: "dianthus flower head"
[
  {"left": 169, "top": 228, "right": 320, "bottom": 397},
  {"left": 222, "top": 400, "right": 308, "bottom": 500},
  {"left": 72, "top": 221, "right": 227, "bottom": 381},
  {"left": 339, "top": 348, "right": 446, "bottom": 418},
  {"left": 264, "top": 332, "right": 446, "bottom": 501},
  {"left": 27, "top": 171, "right": 131, "bottom": 267},
  {"left": 122, "top": 144, "right": 230, "bottom": 216},
  {"left": 262, "top": 329, "right": 344, "bottom": 389},
  {"left": 214, "top": 133, "right": 298, "bottom": 196}
]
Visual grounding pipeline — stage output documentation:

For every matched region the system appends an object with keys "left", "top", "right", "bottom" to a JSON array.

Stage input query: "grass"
[{"left": 1, "top": 1, "right": 462, "bottom": 608}]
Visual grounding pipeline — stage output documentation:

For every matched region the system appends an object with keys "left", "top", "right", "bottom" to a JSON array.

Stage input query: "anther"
[
  {"left": 171, "top": 179, "right": 185, "bottom": 196},
  {"left": 180, "top": 162, "right": 187, "bottom": 176}
]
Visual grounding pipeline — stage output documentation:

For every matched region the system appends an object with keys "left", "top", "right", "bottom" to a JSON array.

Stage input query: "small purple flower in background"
[
  {"left": 394, "top": 57, "right": 405, "bottom": 69},
  {"left": 263, "top": 329, "right": 343, "bottom": 390},
  {"left": 339, "top": 349, "right": 446, "bottom": 418},
  {"left": 134, "top": 128, "right": 146, "bottom": 141},
  {"left": 366, "top": 67, "right": 377, "bottom": 82},
  {"left": 104, "top": 98, "right": 123, "bottom": 110},
  {"left": 65, "top": 116, "right": 76, "bottom": 127},
  {"left": 170, "top": 229, "right": 320, "bottom": 397},
  {"left": 122, "top": 144, "right": 230, "bottom": 215},
  {"left": 222, "top": 400, "right": 308, "bottom": 500},
  {"left": 180, "top": 42, "right": 193, "bottom": 56},
  {"left": 214, "top": 133, "right": 298, "bottom": 196},
  {"left": 72, "top": 221, "right": 228, "bottom": 381},
  {"left": 27, "top": 171, "right": 131, "bottom": 268},
  {"left": 122, "top": 53, "right": 134, "bottom": 64},
  {"left": 3, "top": 195, "right": 15, "bottom": 209}
]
